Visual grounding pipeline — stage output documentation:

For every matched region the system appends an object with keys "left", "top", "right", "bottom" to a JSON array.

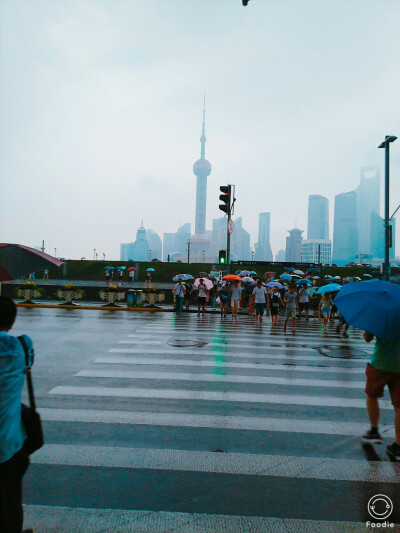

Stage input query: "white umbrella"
[{"left": 293, "top": 269, "right": 304, "bottom": 275}]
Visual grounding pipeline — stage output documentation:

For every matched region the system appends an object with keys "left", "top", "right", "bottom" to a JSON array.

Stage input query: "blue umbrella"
[
  {"left": 285, "top": 267, "right": 295, "bottom": 272},
  {"left": 105, "top": 266, "right": 114, "bottom": 270},
  {"left": 307, "top": 268, "right": 319, "bottom": 274},
  {"left": 250, "top": 271, "right": 258, "bottom": 275},
  {"left": 313, "top": 276, "right": 320, "bottom": 279},
  {"left": 317, "top": 283, "right": 342, "bottom": 294},
  {"left": 295, "top": 279, "right": 312, "bottom": 286},
  {"left": 172, "top": 274, "right": 194, "bottom": 282},
  {"left": 266, "top": 282, "right": 284, "bottom": 289},
  {"left": 146, "top": 268, "right": 155, "bottom": 272},
  {"left": 334, "top": 279, "right": 400, "bottom": 339},
  {"left": 117, "top": 266, "right": 126, "bottom": 270},
  {"left": 280, "top": 273, "right": 292, "bottom": 281},
  {"left": 239, "top": 270, "right": 251, "bottom": 276}
]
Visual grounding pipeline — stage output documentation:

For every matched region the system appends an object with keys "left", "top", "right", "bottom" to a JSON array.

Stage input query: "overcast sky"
[{"left": 1, "top": 0, "right": 399, "bottom": 260}]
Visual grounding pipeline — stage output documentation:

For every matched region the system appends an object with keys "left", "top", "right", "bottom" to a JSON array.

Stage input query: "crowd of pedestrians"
[{"left": 171, "top": 274, "right": 347, "bottom": 336}]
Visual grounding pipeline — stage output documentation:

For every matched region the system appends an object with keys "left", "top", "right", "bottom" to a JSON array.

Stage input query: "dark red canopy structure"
[{"left": 0, "top": 244, "right": 64, "bottom": 281}]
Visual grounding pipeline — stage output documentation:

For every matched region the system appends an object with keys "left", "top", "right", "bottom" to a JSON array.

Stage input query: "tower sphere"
[{"left": 193, "top": 158, "right": 212, "bottom": 174}]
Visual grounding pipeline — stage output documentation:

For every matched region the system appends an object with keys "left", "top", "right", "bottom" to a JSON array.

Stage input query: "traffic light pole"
[{"left": 226, "top": 207, "right": 231, "bottom": 273}]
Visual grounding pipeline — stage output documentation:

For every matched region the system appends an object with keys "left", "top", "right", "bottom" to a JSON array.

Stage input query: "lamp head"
[{"left": 378, "top": 136, "right": 397, "bottom": 148}]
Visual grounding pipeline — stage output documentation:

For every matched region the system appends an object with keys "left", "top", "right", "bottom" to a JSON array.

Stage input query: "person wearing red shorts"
[{"left": 362, "top": 331, "right": 400, "bottom": 460}]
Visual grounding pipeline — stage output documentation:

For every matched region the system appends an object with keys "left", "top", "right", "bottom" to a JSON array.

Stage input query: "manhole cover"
[
  {"left": 167, "top": 339, "right": 208, "bottom": 348},
  {"left": 315, "top": 345, "right": 369, "bottom": 360}
]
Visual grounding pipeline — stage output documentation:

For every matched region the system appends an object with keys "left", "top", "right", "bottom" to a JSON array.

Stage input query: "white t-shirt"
[
  {"left": 252, "top": 286, "right": 267, "bottom": 304},
  {"left": 198, "top": 285, "right": 207, "bottom": 297},
  {"left": 231, "top": 286, "right": 242, "bottom": 301},
  {"left": 299, "top": 289, "right": 310, "bottom": 303},
  {"left": 174, "top": 283, "right": 186, "bottom": 297}
]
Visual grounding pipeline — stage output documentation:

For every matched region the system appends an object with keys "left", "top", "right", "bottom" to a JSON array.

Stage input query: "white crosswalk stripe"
[{"left": 27, "top": 315, "right": 400, "bottom": 531}]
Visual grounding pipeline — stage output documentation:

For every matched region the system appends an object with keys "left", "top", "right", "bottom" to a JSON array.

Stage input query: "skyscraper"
[
  {"left": 254, "top": 212, "right": 273, "bottom": 261},
  {"left": 332, "top": 191, "right": 358, "bottom": 265},
  {"left": 285, "top": 228, "right": 303, "bottom": 262},
  {"left": 370, "top": 212, "right": 395, "bottom": 262},
  {"left": 307, "top": 195, "right": 329, "bottom": 240},
  {"left": 357, "top": 167, "right": 380, "bottom": 255},
  {"left": 120, "top": 223, "right": 150, "bottom": 261},
  {"left": 191, "top": 97, "right": 212, "bottom": 259}
]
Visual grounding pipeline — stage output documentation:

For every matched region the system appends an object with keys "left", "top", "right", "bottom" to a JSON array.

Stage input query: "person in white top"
[
  {"left": 298, "top": 286, "right": 310, "bottom": 320},
  {"left": 196, "top": 279, "right": 208, "bottom": 316},
  {"left": 252, "top": 279, "right": 268, "bottom": 323},
  {"left": 173, "top": 279, "right": 186, "bottom": 315},
  {"left": 230, "top": 280, "right": 242, "bottom": 319}
]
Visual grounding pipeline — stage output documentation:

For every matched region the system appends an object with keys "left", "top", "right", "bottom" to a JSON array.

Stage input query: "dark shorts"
[
  {"left": 198, "top": 297, "right": 206, "bottom": 305},
  {"left": 365, "top": 363, "right": 400, "bottom": 408},
  {"left": 299, "top": 302, "right": 309, "bottom": 311},
  {"left": 255, "top": 303, "right": 265, "bottom": 316},
  {"left": 270, "top": 305, "right": 279, "bottom": 316}
]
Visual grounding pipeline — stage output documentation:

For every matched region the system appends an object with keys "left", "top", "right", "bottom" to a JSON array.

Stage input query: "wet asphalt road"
[{"left": 11, "top": 307, "right": 400, "bottom": 532}]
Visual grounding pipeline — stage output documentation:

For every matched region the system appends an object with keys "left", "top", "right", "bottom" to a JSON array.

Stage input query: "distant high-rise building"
[
  {"left": 210, "top": 217, "right": 251, "bottom": 261},
  {"left": 254, "top": 212, "right": 273, "bottom": 261},
  {"left": 146, "top": 229, "right": 162, "bottom": 261},
  {"left": 357, "top": 167, "right": 380, "bottom": 255},
  {"left": 275, "top": 249, "right": 285, "bottom": 262},
  {"left": 285, "top": 228, "right": 303, "bottom": 262},
  {"left": 307, "top": 195, "right": 329, "bottom": 240},
  {"left": 163, "top": 223, "right": 191, "bottom": 261},
  {"left": 370, "top": 212, "right": 395, "bottom": 262},
  {"left": 120, "top": 223, "right": 150, "bottom": 261},
  {"left": 332, "top": 191, "right": 358, "bottom": 265},
  {"left": 301, "top": 240, "right": 332, "bottom": 264}
]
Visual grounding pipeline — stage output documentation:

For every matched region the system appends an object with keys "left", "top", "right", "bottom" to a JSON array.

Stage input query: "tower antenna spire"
[{"left": 200, "top": 91, "right": 206, "bottom": 158}]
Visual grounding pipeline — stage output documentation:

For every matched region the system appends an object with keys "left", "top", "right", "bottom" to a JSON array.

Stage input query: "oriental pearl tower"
[{"left": 191, "top": 97, "right": 212, "bottom": 258}]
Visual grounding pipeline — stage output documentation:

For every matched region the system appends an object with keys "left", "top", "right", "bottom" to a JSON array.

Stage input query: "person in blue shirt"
[{"left": 0, "top": 296, "right": 35, "bottom": 533}]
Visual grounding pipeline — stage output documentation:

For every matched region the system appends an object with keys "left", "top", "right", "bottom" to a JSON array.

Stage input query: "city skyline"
[{"left": 1, "top": 1, "right": 399, "bottom": 260}]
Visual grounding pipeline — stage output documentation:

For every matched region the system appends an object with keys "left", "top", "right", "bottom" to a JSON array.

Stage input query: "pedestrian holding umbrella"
[
  {"left": 145, "top": 268, "right": 154, "bottom": 288},
  {"left": 334, "top": 280, "right": 400, "bottom": 459},
  {"left": 194, "top": 278, "right": 209, "bottom": 316},
  {"left": 280, "top": 273, "right": 292, "bottom": 281}
]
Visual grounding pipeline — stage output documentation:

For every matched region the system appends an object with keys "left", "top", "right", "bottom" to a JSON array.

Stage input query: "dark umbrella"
[{"left": 0, "top": 243, "right": 64, "bottom": 281}]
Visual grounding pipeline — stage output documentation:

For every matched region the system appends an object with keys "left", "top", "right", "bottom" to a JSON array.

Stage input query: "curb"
[{"left": 16, "top": 303, "right": 170, "bottom": 312}]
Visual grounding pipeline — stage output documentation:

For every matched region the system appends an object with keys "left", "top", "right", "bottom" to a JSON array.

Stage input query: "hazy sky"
[{"left": 1, "top": 0, "right": 400, "bottom": 260}]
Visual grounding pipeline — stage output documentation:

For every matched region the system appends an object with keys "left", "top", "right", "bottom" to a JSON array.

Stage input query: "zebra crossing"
[{"left": 23, "top": 312, "right": 400, "bottom": 532}]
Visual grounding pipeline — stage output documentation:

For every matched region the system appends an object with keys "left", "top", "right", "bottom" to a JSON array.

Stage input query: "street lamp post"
[
  {"left": 149, "top": 249, "right": 152, "bottom": 261},
  {"left": 103, "top": 253, "right": 105, "bottom": 261},
  {"left": 202, "top": 250, "right": 205, "bottom": 263},
  {"left": 378, "top": 135, "right": 397, "bottom": 281},
  {"left": 54, "top": 248, "right": 57, "bottom": 257},
  {"left": 251, "top": 250, "right": 254, "bottom": 262},
  {"left": 93, "top": 249, "right": 96, "bottom": 260}
]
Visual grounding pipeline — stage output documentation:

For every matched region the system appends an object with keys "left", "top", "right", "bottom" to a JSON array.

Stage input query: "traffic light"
[
  {"left": 219, "top": 185, "right": 232, "bottom": 214},
  {"left": 219, "top": 250, "right": 226, "bottom": 264}
]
